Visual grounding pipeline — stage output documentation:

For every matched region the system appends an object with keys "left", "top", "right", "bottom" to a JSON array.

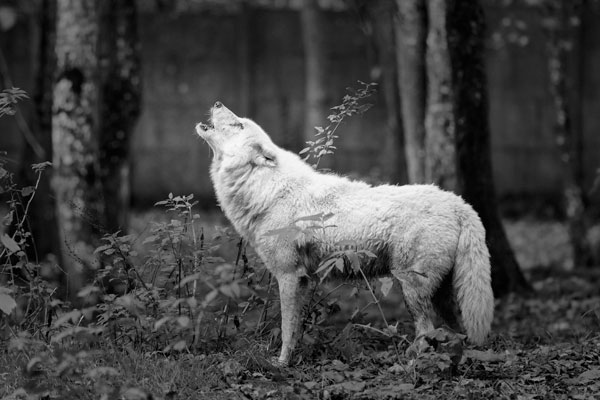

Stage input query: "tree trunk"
[
  {"left": 361, "top": 0, "right": 407, "bottom": 184},
  {"left": 447, "top": 0, "right": 530, "bottom": 295},
  {"left": 17, "top": 0, "right": 60, "bottom": 262},
  {"left": 52, "top": 0, "right": 104, "bottom": 299},
  {"left": 395, "top": 0, "right": 427, "bottom": 184},
  {"left": 98, "top": 0, "right": 141, "bottom": 233},
  {"left": 424, "top": 0, "right": 457, "bottom": 191},
  {"left": 301, "top": 0, "right": 330, "bottom": 167},
  {"left": 544, "top": 1, "right": 592, "bottom": 268}
]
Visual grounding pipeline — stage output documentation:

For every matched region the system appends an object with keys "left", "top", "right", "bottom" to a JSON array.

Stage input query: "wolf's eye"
[{"left": 229, "top": 122, "right": 244, "bottom": 130}]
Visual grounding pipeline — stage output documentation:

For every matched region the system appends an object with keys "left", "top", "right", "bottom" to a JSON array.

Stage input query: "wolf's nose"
[{"left": 214, "top": 101, "right": 222, "bottom": 108}]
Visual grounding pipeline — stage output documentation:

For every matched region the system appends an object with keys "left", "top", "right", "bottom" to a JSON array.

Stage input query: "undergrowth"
[
  {"left": 1, "top": 82, "right": 433, "bottom": 398},
  {"left": 1, "top": 83, "right": 599, "bottom": 399}
]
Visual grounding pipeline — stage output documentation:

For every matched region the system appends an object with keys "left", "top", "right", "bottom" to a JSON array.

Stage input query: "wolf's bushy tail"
[{"left": 454, "top": 209, "right": 494, "bottom": 345}]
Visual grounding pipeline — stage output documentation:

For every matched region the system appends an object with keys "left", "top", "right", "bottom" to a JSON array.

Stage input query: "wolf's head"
[{"left": 196, "top": 101, "right": 278, "bottom": 170}]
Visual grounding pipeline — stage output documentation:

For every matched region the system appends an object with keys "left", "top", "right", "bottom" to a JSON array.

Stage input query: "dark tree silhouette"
[
  {"left": 447, "top": 0, "right": 530, "bottom": 294},
  {"left": 17, "top": 0, "right": 61, "bottom": 262},
  {"left": 394, "top": 0, "right": 530, "bottom": 295},
  {"left": 98, "top": 0, "right": 142, "bottom": 233}
]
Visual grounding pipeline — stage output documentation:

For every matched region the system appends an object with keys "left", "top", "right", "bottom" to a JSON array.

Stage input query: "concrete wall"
[
  {"left": 1, "top": 5, "right": 599, "bottom": 208},
  {"left": 131, "top": 8, "right": 388, "bottom": 206}
]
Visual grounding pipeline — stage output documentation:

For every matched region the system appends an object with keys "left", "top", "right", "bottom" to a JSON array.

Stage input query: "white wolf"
[{"left": 196, "top": 102, "right": 494, "bottom": 366}]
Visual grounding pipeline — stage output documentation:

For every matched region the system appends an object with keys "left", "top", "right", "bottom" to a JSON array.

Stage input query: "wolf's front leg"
[{"left": 276, "top": 272, "right": 307, "bottom": 366}]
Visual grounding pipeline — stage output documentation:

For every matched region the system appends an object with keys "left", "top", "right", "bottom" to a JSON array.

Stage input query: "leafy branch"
[
  {"left": 0, "top": 87, "right": 28, "bottom": 118},
  {"left": 300, "top": 81, "right": 377, "bottom": 169}
]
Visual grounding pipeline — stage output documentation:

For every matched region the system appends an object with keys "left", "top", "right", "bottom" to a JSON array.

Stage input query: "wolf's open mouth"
[{"left": 198, "top": 122, "right": 214, "bottom": 131}]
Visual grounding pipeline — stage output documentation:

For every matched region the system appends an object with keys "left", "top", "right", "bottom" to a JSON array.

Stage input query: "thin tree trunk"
[
  {"left": 447, "top": 0, "right": 530, "bottom": 295},
  {"left": 544, "top": 1, "right": 592, "bottom": 267},
  {"left": 17, "top": 0, "right": 60, "bottom": 262},
  {"left": 53, "top": 0, "right": 103, "bottom": 299},
  {"left": 98, "top": 0, "right": 141, "bottom": 233},
  {"left": 424, "top": 0, "right": 457, "bottom": 191},
  {"left": 395, "top": 0, "right": 427, "bottom": 184},
  {"left": 301, "top": 0, "right": 330, "bottom": 167},
  {"left": 363, "top": 0, "right": 407, "bottom": 184}
]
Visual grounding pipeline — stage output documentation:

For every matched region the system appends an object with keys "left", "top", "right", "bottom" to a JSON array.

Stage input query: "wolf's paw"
[
  {"left": 270, "top": 356, "right": 289, "bottom": 368},
  {"left": 406, "top": 336, "right": 433, "bottom": 358}
]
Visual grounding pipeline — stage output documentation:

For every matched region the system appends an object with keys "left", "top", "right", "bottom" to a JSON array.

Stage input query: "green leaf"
[
  {"left": 179, "top": 272, "right": 201, "bottom": 287},
  {"left": 335, "top": 257, "right": 345, "bottom": 272},
  {"left": 295, "top": 213, "right": 326, "bottom": 222},
  {"left": 93, "top": 244, "right": 111, "bottom": 254},
  {"left": 361, "top": 250, "right": 377, "bottom": 259},
  {"left": 203, "top": 289, "right": 219, "bottom": 305},
  {"left": 77, "top": 285, "right": 100, "bottom": 298},
  {"left": 379, "top": 277, "right": 394, "bottom": 297},
  {"left": 154, "top": 316, "right": 171, "bottom": 331},
  {"left": 357, "top": 103, "right": 373, "bottom": 114},
  {"left": 346, "top": 251, "right": 361, "bottom": 272},
  {"left": 220, "top": 282, "right": 241, "bottom": 298},
  {"left": 172, "top": 340, "right": 187, "bottom": 351},
  {"left": 1, "top": 234, "right": 20, "bottom": 254},
  {"left": 142, "top": 234, "right": 159, "bottom": 244},
  {"left": 176, "top": 316, "right": 190, "bottom": 328},
  {"left": 263, "top": 225, "right": 301, "bottom": 241},
  {"left": 53, "top": 309, "right": 83, "bottom": 327},
  {"left": 0, "top": 292, "right": 17, "bottom": 315},
  {"left": 316, "top": 258, "right": 336, "bottom": 275}
]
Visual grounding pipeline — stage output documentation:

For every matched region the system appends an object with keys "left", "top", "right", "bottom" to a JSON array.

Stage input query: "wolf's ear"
[{"left": 251, "top": 144, "right": 277, "bottom": 168}]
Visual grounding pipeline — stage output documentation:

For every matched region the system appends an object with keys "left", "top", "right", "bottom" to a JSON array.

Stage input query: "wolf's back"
[{"left": 453, "top": 209, "right": 494, "bottom": 345}]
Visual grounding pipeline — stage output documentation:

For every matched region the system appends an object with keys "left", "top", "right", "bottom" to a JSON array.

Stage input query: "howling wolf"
[{"left": 196, "top": 101, "right": 494, "bottom": 366}]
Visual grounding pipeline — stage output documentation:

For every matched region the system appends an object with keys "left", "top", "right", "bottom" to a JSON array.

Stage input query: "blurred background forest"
[
  {"left": 1, "top": 1, "right": 600, "bottom": 398},
  {"left": 1, "top": 0, "right": 600, "bottom": 296}
]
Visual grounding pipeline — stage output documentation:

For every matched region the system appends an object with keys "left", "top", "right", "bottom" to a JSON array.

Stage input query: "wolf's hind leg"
[
  {"left": 393, "top": 262, "right": 448, "bottom": 340},
  {"left": 397, "top": 278, "right": 436, "bottom": 338},
  {"left": 432, "top": 272, "right": 460, "bottom": 331}
]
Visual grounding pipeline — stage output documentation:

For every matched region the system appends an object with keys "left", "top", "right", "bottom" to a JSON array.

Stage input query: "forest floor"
[{"left": 1, "top": 215, "right": 599, "bottom": 400}]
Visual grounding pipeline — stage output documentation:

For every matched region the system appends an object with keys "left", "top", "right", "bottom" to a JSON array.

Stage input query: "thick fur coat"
[{"left": 197, "top": 102, "right": 494, "bottom": 365}]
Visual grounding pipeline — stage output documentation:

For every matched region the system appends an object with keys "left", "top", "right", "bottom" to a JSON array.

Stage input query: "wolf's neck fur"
[{"left": 210, "top": 147, "right": 309, "bottom": 242}]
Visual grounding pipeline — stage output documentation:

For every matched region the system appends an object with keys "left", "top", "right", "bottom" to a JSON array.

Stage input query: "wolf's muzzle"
[{"left": 197, "top": 122, "right": 211, "bottom": 131}]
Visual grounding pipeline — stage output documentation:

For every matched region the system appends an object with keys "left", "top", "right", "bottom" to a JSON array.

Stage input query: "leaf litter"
[{"left": 216, "top": 268, "right": 600, "bottom": 400}]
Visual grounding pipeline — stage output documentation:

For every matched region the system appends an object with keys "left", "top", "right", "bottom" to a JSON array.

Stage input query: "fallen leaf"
[
  {"left": 576, "top": 368, "right": 600, "bottom": 384},
  {"left": 304, "top": 381, "right": 319, "bottom": 390},
  {"left": 464, "top": 349, "right": 507, "bottom": 363},
  {"left": 340, "top": 381, "right": 366, "bottom": 392}
]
